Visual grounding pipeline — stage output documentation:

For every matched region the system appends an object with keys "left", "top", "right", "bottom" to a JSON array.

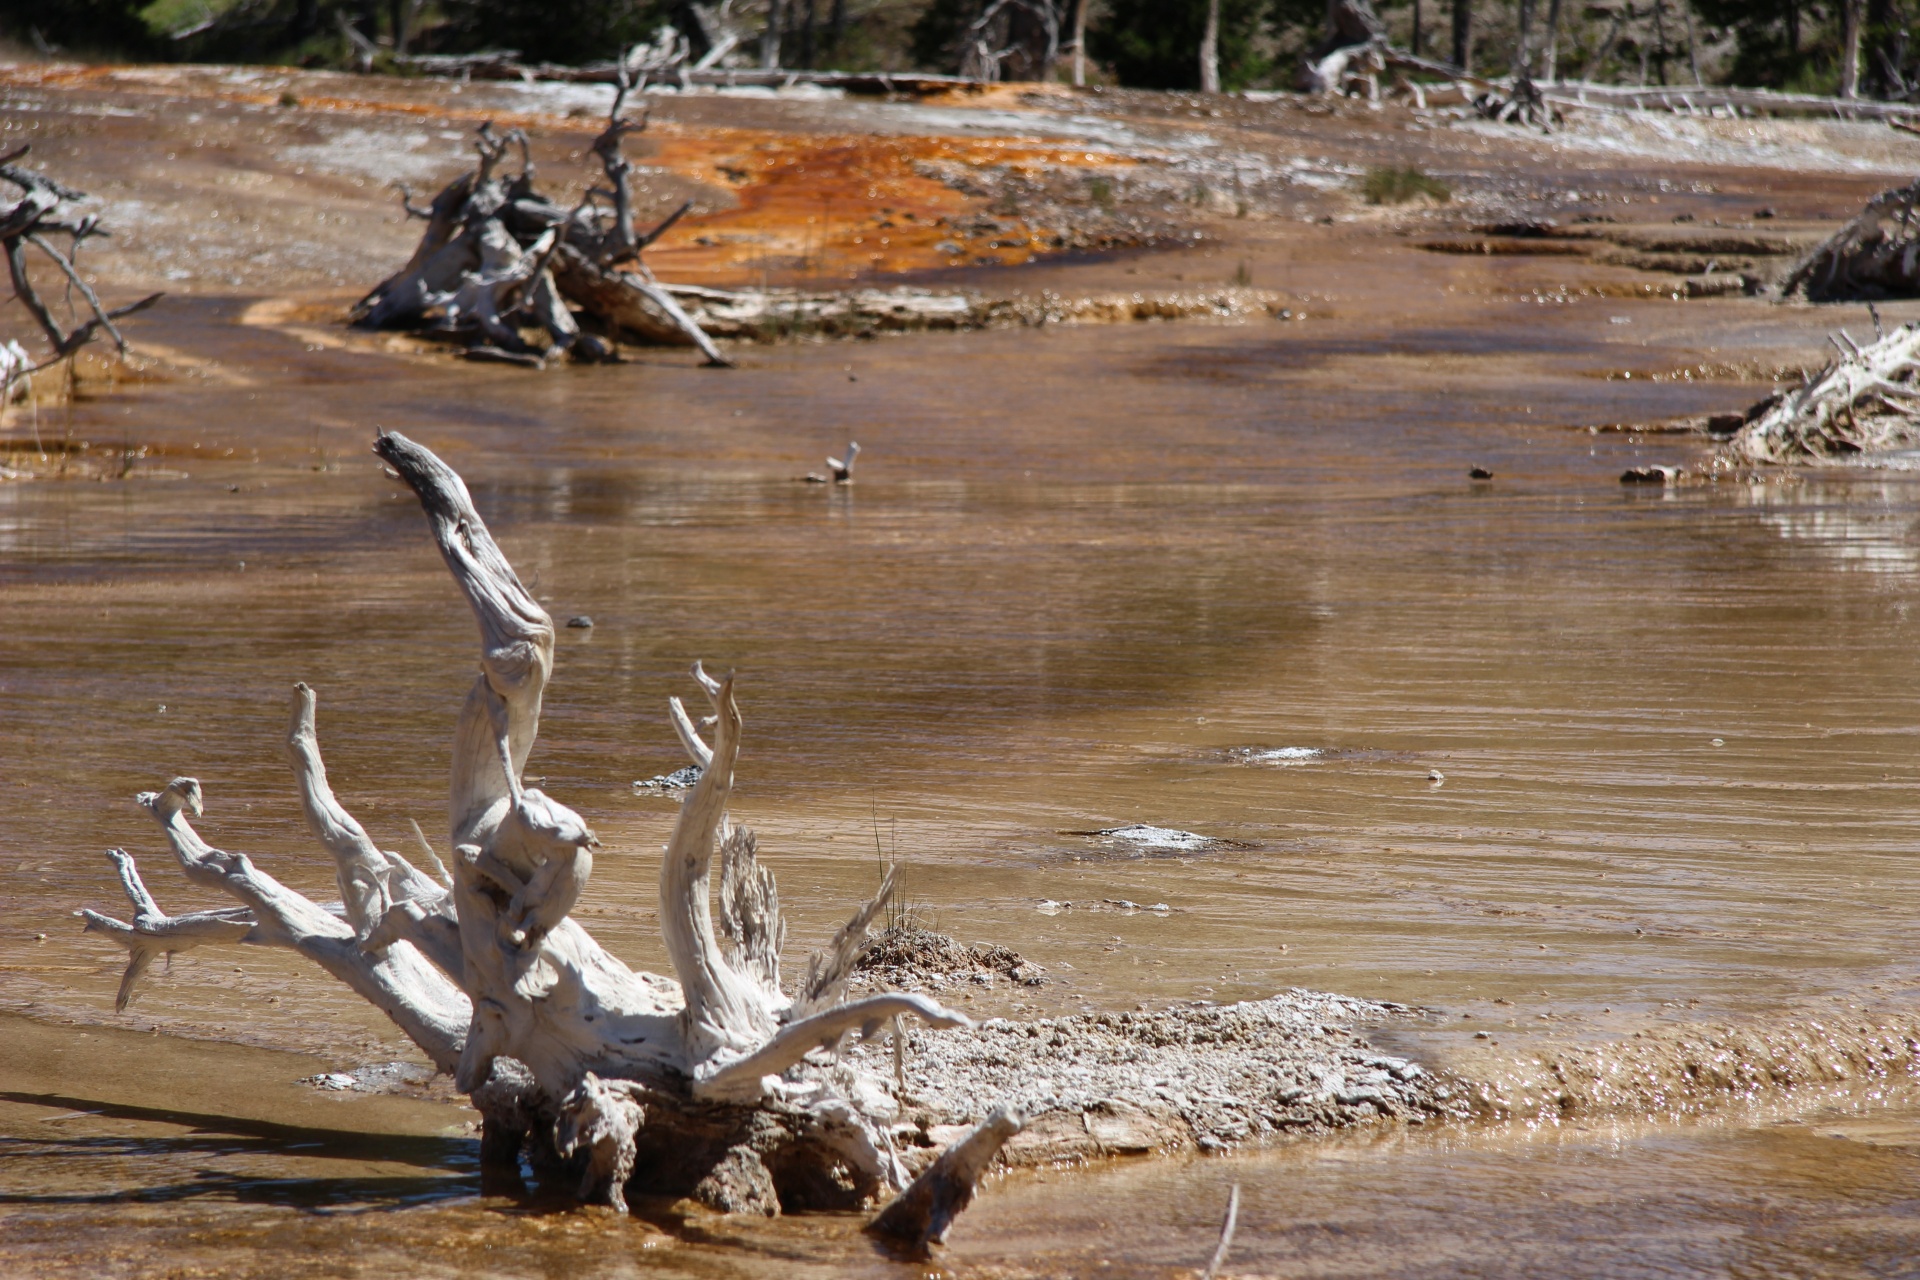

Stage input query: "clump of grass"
[
  {"left": 1361, "top": 165, "right": 1451, "bottom": 206},
  {"left": 1087, "top": 175, "right": 1113, "bottom": 210},
  {"left": 1230, "top": 260, "right": 1252, "bottom": 287}
]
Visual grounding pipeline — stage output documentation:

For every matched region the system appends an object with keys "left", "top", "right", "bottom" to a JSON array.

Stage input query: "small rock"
[
  {"left": 566, "top": 615, "right": 594, "bottom": 629},
  {"left": 1754, "top": 206, "right": 1777, "bottom": 219},
  {"left": 1620, "top": 465, "right": 1679, "bottom": 485},
  {"left": 1705, "top": 413, "right": 1744, "bottom": 437},
  {"left": 1469, "top": 466, "right": 1493, "bottom": 480}
]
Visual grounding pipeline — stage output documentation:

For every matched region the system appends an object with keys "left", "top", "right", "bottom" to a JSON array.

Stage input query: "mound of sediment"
[
  {"left": 853, "top": 925, "right": 1049, "bottom": 992},
  {"left": 853, "top": 988, "right": 1453, "bottom": 1167}
]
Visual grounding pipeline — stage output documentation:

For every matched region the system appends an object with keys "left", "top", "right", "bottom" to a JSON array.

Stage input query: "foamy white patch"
[
  {"left": 1090, "top": 824, "right": 1215, "bottom": 851},
  {"left": 875, "top": 104, "right": 1166, "bottom": 153},
  {"left": 281, "top": 126, "right": 465, "bottom": 184},
  {"left": 1461, "top": 111, "right": 1913, "bottom": 178},
  {"left": 1245, "top": 746, "right": 1323, "bottom": 764}
]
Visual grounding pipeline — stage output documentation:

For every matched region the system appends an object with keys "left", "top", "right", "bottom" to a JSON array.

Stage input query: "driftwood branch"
[
  {"left": 1202, "top": 1184, "right": 1241, "bottom": 1280},
  {"left": 1727, "top": 321, "right": 1920, "bottom": 464},
  {"left": 1, "top": 147, "right": 162, "bottom": 367},
  {"left": 869, "top": 1106, "right": 1023, "bottom": 1257}
]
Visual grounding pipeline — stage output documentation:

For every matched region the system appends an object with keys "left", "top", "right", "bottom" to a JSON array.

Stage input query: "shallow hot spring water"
[{"left": 5, "top": 306, "right": 1920, "bottom": 1274}]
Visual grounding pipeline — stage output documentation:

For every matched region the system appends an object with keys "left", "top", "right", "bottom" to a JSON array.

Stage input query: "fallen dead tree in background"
[
  {"left": 1726, "top": 322, "right": 1920, "bottom": 464},
  {"left": 1781, "top": 178, "right": 1920, "bottom": 302},
  {"left": 76, "top": 434, "right": 1453, "bottom": 1234},
  {"left": 667, "top": 282, "right": 1286, "bottom": 342},
  {"left": 352, "top": 67, "right": 732, "bottom": 367},
  {"left": 1, "top": 144, "right": 162, "bottom": 394}
]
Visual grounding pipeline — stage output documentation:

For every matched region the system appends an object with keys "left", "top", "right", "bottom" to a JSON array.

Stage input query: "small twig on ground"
[{"left": 1201, "top": 1184, "right": 1241, "bottom": 1280}]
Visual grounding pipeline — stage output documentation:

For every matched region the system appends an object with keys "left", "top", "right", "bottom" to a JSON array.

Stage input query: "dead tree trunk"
[
  {"left": 1841, "top": 0, "right": 1864, "bottom": 98},
  {"left": 1199, "top": 0, "right": 1221, "bottom": 92},
  {"left": 1783, "top": 178, "right": 1920, "bottom": 302},
  {"left": 79, "top": 431, "right": 977, "bottom": 1217},
  {"left": 352, "top": 73, "right": 731, "bottom": 367},
  {"left": 0, "top": 146, "right": 162, "bottom": 376}
]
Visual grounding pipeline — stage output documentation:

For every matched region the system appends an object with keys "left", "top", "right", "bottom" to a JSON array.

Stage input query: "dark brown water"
[{"left": 7, "top": 128, "right": 1920, "bottom": 1270}]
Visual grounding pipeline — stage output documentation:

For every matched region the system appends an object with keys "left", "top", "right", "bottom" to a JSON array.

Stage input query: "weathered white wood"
[
  {"left": 1731, "top": 321, "right": 1920, "bottom": 463},
  {"left": 287, "top": 682, "right": 447, "bottom": 937},
  {"left": 869, "top": 1106, "right": 1024, "bottom": 1256},
  {"left": 83, "top": 777, "right": 475, "bottom": 1073},
  {"left": 79, "top": 848, "right": 251, "bottom": 1011},
  {"left": 1202, "top": 1184, "right": 1242, "bottom": 1280},
  {"left": 80, "top": 431, "right": 981, "bottom": 1219}
]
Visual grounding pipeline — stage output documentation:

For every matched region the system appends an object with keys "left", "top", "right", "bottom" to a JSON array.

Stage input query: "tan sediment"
[{"left": 1448, "top": 1002, "right": 1920, "bottom": 1126}]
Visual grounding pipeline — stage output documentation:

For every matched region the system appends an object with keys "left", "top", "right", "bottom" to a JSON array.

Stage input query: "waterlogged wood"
[
  {"left": 666, "top": 282, "right": 1285, "bottom": 341},
  {"left": 868, "top": 1106, "right": 1023, "bottom": 1257},
  {"left": 355, "top": 85, "right": 729, "bottom": 365}
]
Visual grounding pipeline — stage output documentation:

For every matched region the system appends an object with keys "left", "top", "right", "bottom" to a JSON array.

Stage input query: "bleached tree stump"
[{"left": 78, "top": 431, "right": 972, "bottom": 1217}]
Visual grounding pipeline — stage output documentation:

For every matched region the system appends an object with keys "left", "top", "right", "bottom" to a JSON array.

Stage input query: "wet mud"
[{"left": 7, "top": 53, "right": 1920, "bottom": 1277}]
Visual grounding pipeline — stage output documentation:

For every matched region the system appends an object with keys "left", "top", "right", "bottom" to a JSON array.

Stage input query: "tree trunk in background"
[
  {"left": 1452, "top": 0, "right": 1472, "bottom": 73},
  {"left": 1786, "top": 1, "right": 1801, "bottom": 54},
  {"left": 1683, "top": 0, "right": 1700, "bottom": 84},
  {"left": 1865, "top": 0, "right": 1900, "bottom": 99},
  {"left": 388, "top": 0, "right": 412, "bottom": 55},
  {"left": 761, "top": 0, "right": 786, "bottom": 68},
  {"left": 799, "top": 0, "right": 817, "bottom": 68},
  {"left": 1650, "top": 0, "right": 1668, "bottom": 85},
  {"left": 828, "top": 0, "right": 847, "bottom": 60},
  {"left": 1841, "top": 0, "right": 1863, "bottom": 97},
  {"left": 1069, "top": 0, "right": 1088, "bottom": 85},
  {"left": 1200, "top": 0, "right": 1221, "bottom": 92},
  {"left": 1542, "top": 0, "right": 1561, "bottom": 80},
  {"left": 1516, "top": 0, "right": 1534, "bottom": 76}
]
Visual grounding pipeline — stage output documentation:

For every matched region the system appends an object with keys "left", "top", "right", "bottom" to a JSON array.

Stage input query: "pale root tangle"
[
  {"left": 1728, "top": 321, "right": 1920, "bottom": 464},
  {"left": 78, "top": 430, "right": 970, "bottom": 1221}
]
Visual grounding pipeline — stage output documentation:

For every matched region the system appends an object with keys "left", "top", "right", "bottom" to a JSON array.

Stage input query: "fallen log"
[{"left": 1726, "top": 320, "right": 1920, "bottom": 464}]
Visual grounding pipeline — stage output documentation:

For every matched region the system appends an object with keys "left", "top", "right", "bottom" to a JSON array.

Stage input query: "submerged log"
[
  {"left": 868, "top": 1106, "right": 1022, "bottom": 1258},
  {"left": 1727, "top": 321, "right": 1920, "bottom": 464}
]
